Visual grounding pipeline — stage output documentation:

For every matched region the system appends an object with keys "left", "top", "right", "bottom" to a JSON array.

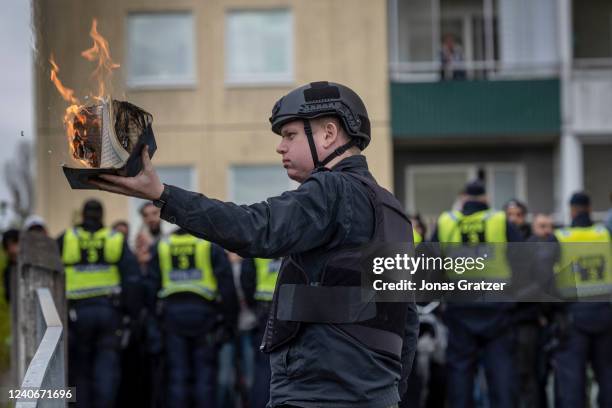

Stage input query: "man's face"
[
  {"left": 506, "top": 205, "right": 526, "bottom": 226},
  {"left": 141, "top": 205, "right": 161, "bottom": 232},
  {"left": 276, "top": 120, "right": 320, "bottom": 183},
  {"left": 532, "top": 215, "right": 553, "bottom": 239}
]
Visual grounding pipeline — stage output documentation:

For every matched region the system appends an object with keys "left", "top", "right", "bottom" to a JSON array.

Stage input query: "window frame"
[
  {"left": 224, "top": 8, "right": 294, "bottom": 87},
  {"left": 228, "top": 164, "right": 298, "bottom": 204},
  {"left": 125, "top": 11, "right": 198, "bottom": 90},
  {"left": 404, "top": 162, "right": 527, "bottom": 214}
]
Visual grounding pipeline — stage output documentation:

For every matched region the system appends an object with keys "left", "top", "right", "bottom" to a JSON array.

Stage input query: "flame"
[
  {"left": 49, "top": 55, "right": 79, "bottom": 105},
  {"left": 80, "top": 19, "right": 120, "bottom": 99},
  {"left": 49, "top": 19, "right": 118, "bottom": 167}
]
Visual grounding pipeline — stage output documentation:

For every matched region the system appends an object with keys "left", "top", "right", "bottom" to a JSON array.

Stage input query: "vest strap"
[
  {"left": 276, "top": 284, "right": 377, "bottom": 323},
  {"left": 339, "top": 324, "right": 403, "bottom": 358}
]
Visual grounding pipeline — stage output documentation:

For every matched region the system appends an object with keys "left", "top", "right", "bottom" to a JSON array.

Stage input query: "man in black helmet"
[{"left": 92, "top": 81, "right": 419, "bottom": 408}]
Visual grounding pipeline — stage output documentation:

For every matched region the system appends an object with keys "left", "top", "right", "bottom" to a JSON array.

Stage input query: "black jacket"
[{"left": 159, "top": 155, "right": 418, "bottom": 408}]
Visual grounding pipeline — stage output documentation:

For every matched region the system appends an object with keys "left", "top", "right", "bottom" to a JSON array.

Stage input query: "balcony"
[{"left": 391, "top": 79, "right": 560, "bottom": 138}]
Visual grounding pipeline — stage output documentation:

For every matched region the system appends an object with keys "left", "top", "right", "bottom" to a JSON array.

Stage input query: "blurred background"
[
  {"left": 1, "top": 0, "right": 612, "bottom": 407},
  {"left": 0, "top": 0, "right": 610, "bottom": 238}
]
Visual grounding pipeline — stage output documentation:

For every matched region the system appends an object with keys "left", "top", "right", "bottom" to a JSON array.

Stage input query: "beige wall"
[{"left": 35, "top": 0, "right": 391, "bottom": 236}]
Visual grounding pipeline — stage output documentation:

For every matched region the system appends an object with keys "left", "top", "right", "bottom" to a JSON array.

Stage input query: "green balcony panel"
[{"left": 391, "top": 79, "right": 560, "bottom": 138}]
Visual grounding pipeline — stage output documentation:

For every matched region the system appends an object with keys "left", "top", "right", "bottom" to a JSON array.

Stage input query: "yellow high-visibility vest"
[
  {"left": 158, "top": 234, "right": 218, "bottom": 301},
  {"left": 554, "top": 224, "right": 612, "bottom": 299},
  {"left": 437, "top": 209, "right": 511, "bottom": 282},
  {"left": 254, "top": 258, "right": 281, "bottom": 302},
  {"left": 62, "top": 227, "right": 123, "bottom": 300}
]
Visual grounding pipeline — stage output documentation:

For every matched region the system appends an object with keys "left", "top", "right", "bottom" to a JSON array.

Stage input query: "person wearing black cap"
[
  {"left": 430, "top": 180, "right": 523, "bottom": 408},
  {"left": 91, "top": 81, "right": 419, "bottom": 408},
  {"left": 549, "top": 192, "right": 612, "bottom": 408},
  {"left": 57, "top": 199, "right": 139, "bottom": 408}
]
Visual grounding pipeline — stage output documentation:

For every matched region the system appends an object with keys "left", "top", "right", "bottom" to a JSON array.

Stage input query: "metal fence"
[{"left": 15, "top": 288, "right": 65, "bottom": 408}]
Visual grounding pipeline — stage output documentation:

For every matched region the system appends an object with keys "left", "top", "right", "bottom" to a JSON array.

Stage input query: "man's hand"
[{"left": 90, "top": 147, "right": 164, "bottom": 201}]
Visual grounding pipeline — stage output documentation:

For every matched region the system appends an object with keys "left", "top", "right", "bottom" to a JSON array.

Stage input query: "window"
[
  {"left": 573, "top": 3, "right": 612, "bottom": 65},
  {"left": 225, "top": 9, "right": 293, "bottom": 85},
  {"left": 128, "top": 166, "right": 196, "bottom": 243},
  {"left": 389, "top": 0, "right": 558, "bottom": 81},
  {"left": 127, "top": 13, "right": 196, "bottom": 88},
  {"left": 405, "top": 163, "right": 526, "bottom": 220},
  {"left": 230, "top": 165, "right": 297, "bottom": 204},
  {"left": 406, "top": 165, "right": 475, "bottom": 219}
]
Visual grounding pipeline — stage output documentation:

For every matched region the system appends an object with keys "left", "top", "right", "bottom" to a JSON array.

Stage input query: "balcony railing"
[{"left": 390, "top": 60, "right": 560, "bottom": 82}]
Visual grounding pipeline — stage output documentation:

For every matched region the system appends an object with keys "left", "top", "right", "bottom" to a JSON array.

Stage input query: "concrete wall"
[{"left": 35, "top": 0, "right": 391, "bottom": 236}]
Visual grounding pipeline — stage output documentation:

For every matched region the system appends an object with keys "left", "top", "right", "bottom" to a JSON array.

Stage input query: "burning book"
[
  {"left": 62, "top": 97, "right": 157, "bottom": 189},
  {"left": 49, "top": 19, "right": 157, "bottom": 189}
]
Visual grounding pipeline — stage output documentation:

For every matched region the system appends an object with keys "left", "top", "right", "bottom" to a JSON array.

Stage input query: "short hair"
[
  {"left": 139, "top": 202, "right": 156, "bottom": 216},
  {"left": 503, "top": 199, "right": 528, "bottom": 215},
  {"left": 112, "top": 220, "right": 129, "bottom": 229},
  {"left": 2, "top": 229, "right": 19, "bottom": 250},
  {"left": 311, "top": 116, "right": 352, "bottom": 143}
]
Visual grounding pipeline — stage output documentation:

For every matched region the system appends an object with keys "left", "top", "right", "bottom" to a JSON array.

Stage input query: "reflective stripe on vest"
[
  {"left": 437, "top": 209, "right": 510, "bottom": 282},
  {"left": 62, "top": 227, "right": 123, "bottom": 300},
  {"left": 254, "top": 258, "right": 281, "bottom": 302},
  {"left": 554, "top": 225, "right": 612, "bottom": 299},
  {"left": 158, "top": 234, "right": 217, "bottom": 300}
]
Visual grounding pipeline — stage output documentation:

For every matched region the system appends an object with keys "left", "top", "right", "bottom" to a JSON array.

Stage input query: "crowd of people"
[
  {"left": 0, "top": 181, "right": 611, "bottom": 408},
  {"left": 405, "top": 182, "right": 612, "bottom": 408},
  {"left": 0, "top": 201, "right": 279, "bottom": 408}
]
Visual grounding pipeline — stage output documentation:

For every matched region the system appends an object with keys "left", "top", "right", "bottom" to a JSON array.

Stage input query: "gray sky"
[{"left": 0, "top": 0, "right": 33, "bottom": 228}]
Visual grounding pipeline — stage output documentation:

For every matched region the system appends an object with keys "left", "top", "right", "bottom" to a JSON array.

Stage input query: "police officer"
[
  {"left": 240, "top": 257, "right": 281, "bottom": 408},
  {"left": 431, "top": 181, "right": 522, "bottom": 408},
  {"left": 147, "top": 228, "right": 237, "bottom": 408},
  {"left": 551, "top": 192, "right": 612, "bottom": 408},
  {"left": 92, "top": 81, "right": 419, "bottom": 408},
  {"left": 58, "top": 199, "right": 139, "bottom": 408}
]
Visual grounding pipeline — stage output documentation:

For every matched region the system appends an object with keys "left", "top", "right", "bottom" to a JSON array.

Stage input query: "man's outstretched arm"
[{"left": 91, "top": 148, "right": 348, "bottom": 258}]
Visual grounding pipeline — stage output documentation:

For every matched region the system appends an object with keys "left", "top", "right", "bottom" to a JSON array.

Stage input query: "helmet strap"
[
  {"left": 303, "top": 119, "right": 322, "bottom": 169},
  {"left": 304, "top": 119, "right": 357, "bottom": 170},
  {"left": 319, "top": 139, "right": 356, "bottom": 167}
]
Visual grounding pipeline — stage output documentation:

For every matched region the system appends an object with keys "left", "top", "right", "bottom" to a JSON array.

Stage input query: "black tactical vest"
[{"left": 260, "top": 173, "right": 414, "bottom": 358}]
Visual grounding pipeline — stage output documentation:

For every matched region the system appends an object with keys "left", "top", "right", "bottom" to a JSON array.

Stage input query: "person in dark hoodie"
[
  {"left": 57, "top": 199, "right": 139, "bottom": 408},
  {"left": 551, "top": 192, "right": 612, "bottom": 408},
  {"left": 430, "top": 180, "right": 523, "bottom": 408}
]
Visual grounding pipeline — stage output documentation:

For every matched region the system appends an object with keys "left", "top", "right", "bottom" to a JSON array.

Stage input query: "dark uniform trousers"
[
  {"left": 553, "top": 304, "right": 612, "bottom": 408},
  {"left": 445, "top": 307, "right": 518, "bottom": 408},
  {"left": 162, "top": 301, "right": 219, "bottom": 408},
  {"left": 68, "top": 299, "right": 122, "bottom": 408}
]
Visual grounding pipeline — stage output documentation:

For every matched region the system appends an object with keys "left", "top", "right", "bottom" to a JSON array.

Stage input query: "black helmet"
[{"left": 270, "top": 81, "right": 371, "bottom": 151}]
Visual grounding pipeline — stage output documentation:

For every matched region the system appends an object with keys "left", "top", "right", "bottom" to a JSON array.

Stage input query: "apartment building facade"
[
  {"left": 35, "top": 0, "right": 392, "bottom": 237},
  {"left": 390, "top": 0, "right": 612, "bottom": 226}
]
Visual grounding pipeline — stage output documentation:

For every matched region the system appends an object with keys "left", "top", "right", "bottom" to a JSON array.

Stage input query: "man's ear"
[{"left": 323, "top": 121, "right": 339, "bottom": 148}]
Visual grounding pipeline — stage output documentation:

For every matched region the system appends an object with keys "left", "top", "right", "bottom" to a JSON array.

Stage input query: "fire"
[
  {"left": 80, "top": 19, "right": 120, "bottom": 99},
  {"left": 49, "top": 19, "right": 119, "bottom": 166}
]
